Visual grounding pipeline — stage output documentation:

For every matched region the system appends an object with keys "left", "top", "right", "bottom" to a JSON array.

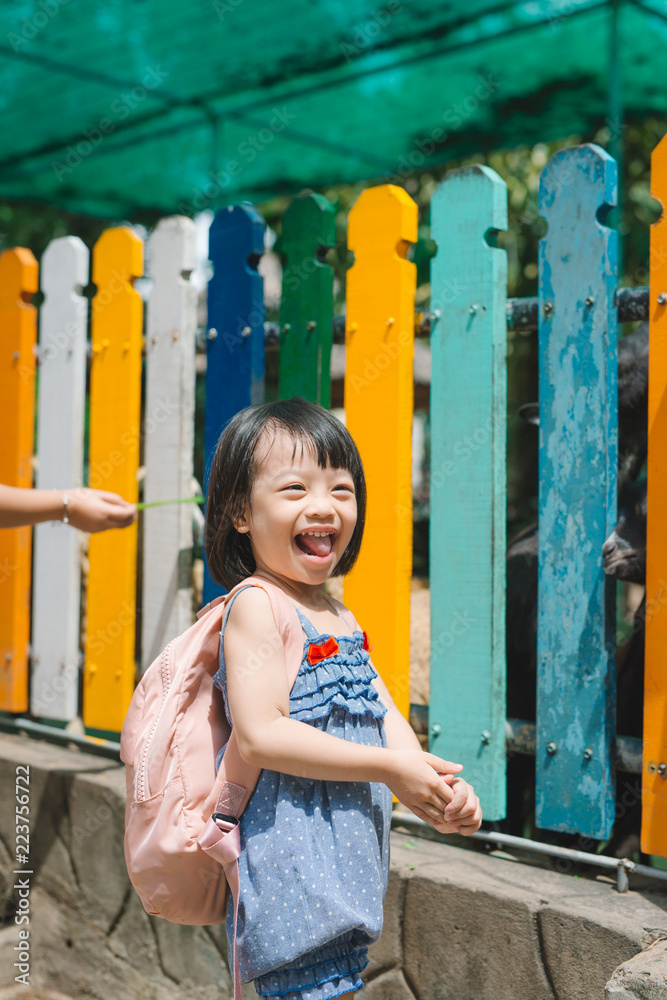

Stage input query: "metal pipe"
[
  {"left": 196, "top": 286, "right": 649, "bottom": 351},
  {"left": 0, "top": 716, "right": 122, "bottom": 761},
  {"left": 391, "top": 811, "right": 667, "bottom": 892}
]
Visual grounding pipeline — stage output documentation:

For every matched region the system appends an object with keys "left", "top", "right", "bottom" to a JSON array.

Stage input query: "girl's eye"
[
  {"left": 283, "top": 484, "right": 305, "bottom": 492},
  {"left": 333, "top": 484, "right": 354, "bottom": 493}
]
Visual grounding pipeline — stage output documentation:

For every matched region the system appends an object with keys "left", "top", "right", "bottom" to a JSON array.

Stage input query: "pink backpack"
[{"left": 119, "top": 575, "right": 306, "bottom": 999}]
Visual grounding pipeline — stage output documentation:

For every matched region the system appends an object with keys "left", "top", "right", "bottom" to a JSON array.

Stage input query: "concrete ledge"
[
  {"left": 1, "top": 733, "right": 667, "bottom": 1000},
  {"left": 605, "top": 936, "right": 667, "bottom": 998}
]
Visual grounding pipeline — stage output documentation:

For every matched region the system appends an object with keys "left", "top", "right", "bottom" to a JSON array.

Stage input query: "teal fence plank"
[
  {"left": 429, "top": 165, "right": 508, "bottom": 821},
  {"left": 536, "top": 143, "right": 618, "bottom": 839},
  {"left": 203, "top": 202, "right": 266, "bottom": 605},
  {"left": 278, "top": 193, "right": 335, "bottom": 405}
]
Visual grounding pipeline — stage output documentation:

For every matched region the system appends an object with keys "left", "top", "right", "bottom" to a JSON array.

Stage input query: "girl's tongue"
[{"left": 295, "top": 532, "right": 334, "bottom": 558}]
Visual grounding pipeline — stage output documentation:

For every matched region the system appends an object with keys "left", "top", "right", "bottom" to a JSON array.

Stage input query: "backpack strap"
[{"left": 196, "top": 575, "right": 304, "bottom": 999}]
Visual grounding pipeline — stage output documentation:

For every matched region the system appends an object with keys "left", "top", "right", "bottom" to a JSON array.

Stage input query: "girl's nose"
[{"left": 306, "top": 492, "right": 335, "bottom": 516}]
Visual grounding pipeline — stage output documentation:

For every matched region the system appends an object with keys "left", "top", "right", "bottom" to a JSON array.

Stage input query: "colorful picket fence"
[{"left": 1, "top": 135, "right": 666, "bottom": 857}]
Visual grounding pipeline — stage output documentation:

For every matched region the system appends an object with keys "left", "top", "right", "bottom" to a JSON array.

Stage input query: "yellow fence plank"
[
  {"left": 83, "top": 228, "right": 143, "bottom": 731},
  {"left": 343, "top": 185, "right": 417, "bottom": 718},
  {"left": 0, "top": 249, "right": 38, "bottom": 712},
  {"left": 643, "top": 134, "right": 667, "bottom": 856}
]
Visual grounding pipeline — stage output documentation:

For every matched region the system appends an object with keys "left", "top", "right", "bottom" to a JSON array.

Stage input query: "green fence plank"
[
  {"left": 429, "top": 165, "right": 508, "bottom": 821},
  {"left": 278, "top": 193, "right": 335, "bottom": 405}
]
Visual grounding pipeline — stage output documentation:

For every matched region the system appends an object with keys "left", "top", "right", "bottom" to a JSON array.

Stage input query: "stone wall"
[{"left": 0, "top": 733, "right": 666, "bottom": 1000}]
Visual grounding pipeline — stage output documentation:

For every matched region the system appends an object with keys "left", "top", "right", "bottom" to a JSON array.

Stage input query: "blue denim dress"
[{"left": 213, "top": 586, "right": 392, "bottom": 999}]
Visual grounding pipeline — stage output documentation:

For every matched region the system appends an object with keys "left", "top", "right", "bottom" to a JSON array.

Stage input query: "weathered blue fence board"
[
  {"left": 536, "top": 143, "right": 618, "bottom": 839},
  {"left": 278, "top": 192, "right": 335, "bottom": 405},
  {"left": 429, "top": 165, "right": 508, "bottom": 821},
  {"left": 203, "top": 203, "right": 266, "bottom": 605}
]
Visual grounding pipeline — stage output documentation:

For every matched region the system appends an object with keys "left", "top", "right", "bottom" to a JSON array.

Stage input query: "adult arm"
[{"left": 0, "top": 485, "right": 136, "bottom": 531}]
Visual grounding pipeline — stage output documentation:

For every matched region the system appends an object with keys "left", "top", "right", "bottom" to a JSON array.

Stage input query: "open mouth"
[{"left": 294, "top": 530, "right": 337, "bottom": 561}]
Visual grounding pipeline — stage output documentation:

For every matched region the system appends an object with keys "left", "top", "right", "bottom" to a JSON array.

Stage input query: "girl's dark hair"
[{"left": 205, "top": 397, "right": 366, "bottom": 590}]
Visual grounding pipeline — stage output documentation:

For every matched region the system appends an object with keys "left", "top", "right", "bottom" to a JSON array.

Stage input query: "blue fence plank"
[
  {"left": 429, "top": 165, "right": 508, "bottom": 821},
  {"left": 536, "top": 143, "right": 618, "bottom": 839},
  {"left": 203, "top": 203, "right": 266, "bottom": 605}
]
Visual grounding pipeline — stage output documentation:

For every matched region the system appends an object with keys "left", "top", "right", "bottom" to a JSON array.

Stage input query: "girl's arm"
[
  {"left": 371, "top": 657, "right": 483, "bottom": 836},
  {"left": 224, "top": 586, "right": 462, "bottom": 824}
]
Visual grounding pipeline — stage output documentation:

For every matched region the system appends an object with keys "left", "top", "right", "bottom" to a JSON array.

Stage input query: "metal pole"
[
  {"left": 608, "top": 0, "right": 624, "bottom": 273},
  {"left": 392, "top": 811, "right": 667, "bottom": 892},
  {"left": 0, "top": 715, "right": 122, "bottom": 760}
]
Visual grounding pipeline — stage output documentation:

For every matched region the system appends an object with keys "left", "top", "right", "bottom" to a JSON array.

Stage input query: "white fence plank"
[
  {"left": 31, "top": 236, "right": 89, "bottom": 719},
  {"left": 141, "top": 216, "right": 197, "bottom": 670}
]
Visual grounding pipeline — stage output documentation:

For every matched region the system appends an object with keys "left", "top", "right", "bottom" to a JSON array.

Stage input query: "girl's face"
[{"left": 236, "top": 429, "right": 358, "bottom": 592}]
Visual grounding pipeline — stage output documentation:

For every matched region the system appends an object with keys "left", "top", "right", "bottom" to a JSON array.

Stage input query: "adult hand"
[{"left": 66, "top": 488, "right": 136, "bottom": 532}]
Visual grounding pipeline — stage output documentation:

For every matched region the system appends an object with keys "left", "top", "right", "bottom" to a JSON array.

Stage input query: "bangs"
[{"left": 260, "top": 409, "right": 361, "bottom": 478}]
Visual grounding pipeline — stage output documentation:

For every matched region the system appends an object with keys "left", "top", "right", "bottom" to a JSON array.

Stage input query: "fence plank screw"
[
  {"left": 207, "top": 328, "right": 218, "bottom": 341},
  {"left": 171, "top": 330, "right": 179, "bottom": 342},
  {"left": 241, "top": 326, "right": 251, "bottom": 338},
  {"left": 307, "top": 321, "right": 317, "bottom": 332},
  {"left": 584, "top": 296, "right": 595, "bottom": 307},
  {"left": 659, "top": 763, "right": 667, "bottom": 777},
  {"left": 543, "top": 301, "right": 554, "bottom": 315},
  {"left": 583, "top": 747, "right": 593, "bottom": 761},
  {"left": 282, "top": 324, "right": 291, "bottom": 334},
  {"left": 481, "top": 730, "right": 492, "bottom": 745},
  {"left": 430, "top": 723, "right": 442, "bottom": 737},
  {"left": 546, "top": 740, "right": 558, "bottom": 756},
  {"left": 658, "top": 293, "right": 667, "bottom": 305}
]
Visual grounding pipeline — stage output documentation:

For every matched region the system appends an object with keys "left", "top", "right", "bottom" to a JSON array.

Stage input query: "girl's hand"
[
  {"left": 67, "top": 488, "right": 137, "bottom": 532},
  {"left": 385, "top": 749, "right": 463, "bottom": 825},
  {"left": 429, "top": 777, "right": 482, "bottom": 836}
]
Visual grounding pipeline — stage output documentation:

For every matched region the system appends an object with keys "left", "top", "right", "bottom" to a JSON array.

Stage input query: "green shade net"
[{"left": 0, "top": 0, "right": 665, "bottom": 218}]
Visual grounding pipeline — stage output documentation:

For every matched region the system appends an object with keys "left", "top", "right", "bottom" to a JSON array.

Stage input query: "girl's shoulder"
[{"left": 224, "top": 581, "right": 276, "bottom": 633}]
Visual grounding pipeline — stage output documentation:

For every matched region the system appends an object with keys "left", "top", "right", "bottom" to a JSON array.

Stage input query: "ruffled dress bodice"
[{"left": 213, "top": 586, "right": 392, "bottom": 999}]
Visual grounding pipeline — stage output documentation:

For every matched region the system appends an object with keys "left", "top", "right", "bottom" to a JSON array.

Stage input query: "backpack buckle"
[{"left": 212, "top": 812, "right": 239, "bottom": 828}]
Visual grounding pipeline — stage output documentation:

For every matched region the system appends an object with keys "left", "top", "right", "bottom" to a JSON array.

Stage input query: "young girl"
[{"left": 205, "top": 397, "right": 482, "bottom": 999}]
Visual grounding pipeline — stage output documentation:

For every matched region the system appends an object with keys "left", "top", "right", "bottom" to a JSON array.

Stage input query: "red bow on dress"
[
  {"left": 362, "top": 631, "right": 373, "bottom": 652},
  {"left": 307, "top": 636, "right": 340, "bottom": 665}
]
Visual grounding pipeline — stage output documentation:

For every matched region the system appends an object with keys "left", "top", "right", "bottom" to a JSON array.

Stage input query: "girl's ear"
[{"left": 234, "top": 506, "right": 250, "bottom": 533}]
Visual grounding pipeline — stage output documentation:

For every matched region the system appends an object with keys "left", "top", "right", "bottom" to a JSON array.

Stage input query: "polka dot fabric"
[{"left": 213, "top": 587, "right": 392, "bottom": 999}]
